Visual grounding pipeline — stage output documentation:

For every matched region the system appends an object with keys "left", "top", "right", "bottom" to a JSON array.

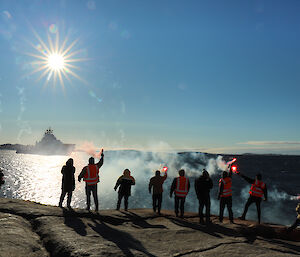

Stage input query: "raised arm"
[
  {"left": 239, "top": 174, "right": 255, "bottom": 184},
  {"left": 96, "top": 150, "right": 104, "bottom": 169}
]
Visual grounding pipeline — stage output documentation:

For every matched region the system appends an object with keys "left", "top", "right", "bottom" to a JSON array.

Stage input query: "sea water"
[{"left": 0, "top": 150, "right": 298, "bottom": 225}]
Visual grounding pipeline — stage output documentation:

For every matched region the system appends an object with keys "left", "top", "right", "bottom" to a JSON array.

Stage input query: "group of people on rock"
[{"left": 58, "top": 149, "right": 273, "bottom": 226}]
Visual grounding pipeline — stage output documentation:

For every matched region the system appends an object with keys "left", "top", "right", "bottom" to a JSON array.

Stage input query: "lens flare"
[
  {"left": 48, "top": 54, "right": 65, "bottom": 70},
  {"left": 25, "top": 27, "right": 88, "bottom": 90}
]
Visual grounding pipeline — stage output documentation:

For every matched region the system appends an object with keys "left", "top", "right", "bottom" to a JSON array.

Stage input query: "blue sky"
[{"left": 0, "top": 0, "right": 300, "bottom": 154}]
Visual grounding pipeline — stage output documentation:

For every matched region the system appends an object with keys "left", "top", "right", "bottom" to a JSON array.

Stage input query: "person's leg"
[
  {"left": 255, "top": 197, "right": 262, "bottom": 223},
  {"left": 152, "top": 194, "right": 157, "bottom": 212},
  {"left": 199, "top": 198, "right": 205, "bottom": 223},
  {"left": 206, "top": 197, "right": 211, "bottom": 223},
  {"left": 92, "top": 185, "right": 99, "bottom": 211},
  {"left": 67, "top": 191, "right": 72, "bottom": 208},
  {"left": 124, "top": 195, "right": 129, "bottom": 211},
  {"left": 180, "top": 197, "right": 185, "bottom": 217},
  {"left": 117, "top": 193, "right": 123, "bottom": 210},
  {"left": 240, "top": 196, "right": 254, "bottom": 220},
  {"left": 219, "top": 198, "right": 225, "bottom": 222},
  {"left": 227, "top": 197, "right": 234, "bottom": 222},
  {"left": 175, "top": 196, "right": 179, "bottom": 217},
  {"left": 85, "top": 185, "right": 91, "bottom": 210},
  {"left": 157, "top": 193, "right": 162, "bottom": 214},
  {"left": 59, "top": 190, "right": 66, "bottom": 207}
]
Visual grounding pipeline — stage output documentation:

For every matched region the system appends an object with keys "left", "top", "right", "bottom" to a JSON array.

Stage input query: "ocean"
[{"left": 0, "top": 150, "right": 299, "bottom": 225}]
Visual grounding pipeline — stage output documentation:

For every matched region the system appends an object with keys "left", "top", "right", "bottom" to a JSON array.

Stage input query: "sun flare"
[
  {"left": 26, "top": 28, "right": 87, "bottom": 89},
  {"left": 48, "top": 53, "right": 65, "bottom": 71}
]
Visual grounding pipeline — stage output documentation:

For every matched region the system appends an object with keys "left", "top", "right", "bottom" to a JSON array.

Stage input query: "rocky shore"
[{"left": 0, "top": 198, "right": 299, "bottom": 257}]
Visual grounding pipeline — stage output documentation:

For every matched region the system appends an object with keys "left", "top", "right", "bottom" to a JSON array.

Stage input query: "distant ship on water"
[{"left": 16, "top": 128, "right": 75, "bottom": 156}]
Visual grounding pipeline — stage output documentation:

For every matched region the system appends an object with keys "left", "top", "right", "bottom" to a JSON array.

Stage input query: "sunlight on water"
[{"left": 0, "top": 150, "right": 298, "bottom": 225}]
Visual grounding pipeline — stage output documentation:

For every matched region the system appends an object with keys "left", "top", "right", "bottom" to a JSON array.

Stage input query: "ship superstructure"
[{"left": 16, "top": 128, "right": 75, "bottom": 155}]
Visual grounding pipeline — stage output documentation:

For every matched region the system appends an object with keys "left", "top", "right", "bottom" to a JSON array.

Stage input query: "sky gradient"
[{"left": 0, "top": 0, "right": 300, "bottom": 154}]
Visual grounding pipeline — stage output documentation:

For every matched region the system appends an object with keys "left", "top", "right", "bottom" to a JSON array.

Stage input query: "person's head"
[
  {"left": 202, "top": 169, "right": 209, "bottom": 178},
  {"left": 89, "top": 157, "right": 95, "bottom": 165},
  {"left": 66, "top": 158, "right": 73, "bottom": 166},
  {"left": 123, "top": 169, "right": 130, "bottom": 176},
  {"left": 256, "top": 173, "right": 262, "bottom": 180},
  {"left": 222, "top": 171, "right": 228, "bottom": 178},
  {"left": 178, "top": 169, "right": 185, "bottom": 177},
  {"left": 155, "top": 170, "right": 160, "bottom": 176}
]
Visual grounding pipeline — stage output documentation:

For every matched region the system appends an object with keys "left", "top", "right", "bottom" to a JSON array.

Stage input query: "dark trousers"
[
  {"left": 175, "top": 196, "right": 186, "bottom": 217},
  {"left": 117, "top": 193, "right": 129, "bottom": 210},
  {"left": 86, "top": 184, "right": 98, "bottom": 210},
  {"left": 152, "top": 193, "right": 162, "bottom": 213},
  {"left": 288, "top": 219, "right": 300, "bottom": 232},
  {"left": 198, "top": 196, "right": 211, "bottom": 222},
  {"left": 219, "top": 196, "right": 233, "bottom": 222},
  {"left": 241, "top": 195, "right": 262, "bottom": 223},
  {"left": 59, "top": 190, "right": 72, "bottom": 207}
]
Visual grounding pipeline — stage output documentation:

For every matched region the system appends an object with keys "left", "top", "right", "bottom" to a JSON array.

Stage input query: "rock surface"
[{"left": 0, "top": 198, "right": 299, "bottom": 257}]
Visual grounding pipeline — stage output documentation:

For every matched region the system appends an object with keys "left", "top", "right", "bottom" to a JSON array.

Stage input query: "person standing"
[
  {"left": 194, "top": 169, "right": 213, "bottom": 224},
  {"left": 59, "top": 158, "right": 75, "bottom": 209},
  {"left": 114, "top": 169, "right": 135, "bottom": 211},
  {"left": 218, "top": 169, "right": 234, "bottom": 223},
  {"left": 238, "top": 173, "right": 267, "bottom": 224},
  {"left": 149, "top": 170, "right": 167, "bottom": 215},
  {"left": 170, "top": 169, "right": 190, "bottom": 218},
  {"left": 78, "top": 149, "right": 104, "bottom": 211}
]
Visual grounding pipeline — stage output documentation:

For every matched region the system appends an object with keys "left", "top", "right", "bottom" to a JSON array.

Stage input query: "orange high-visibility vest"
[
  {"left": 219, "top": 177, "right": 232, "bottom": 197},
  {"left": 83, "top": 164, "right": 99, "bottom": 185},
  {"left": 249, "top": 179, "right": 265, "bottom": 198},
  {"left": 175, "top": 176, "right": 189, "bottom": 197}
]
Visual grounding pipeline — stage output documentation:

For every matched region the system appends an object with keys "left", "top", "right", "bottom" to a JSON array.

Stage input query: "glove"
[
  {"left": 169, "top": 193, "right": 172, "bottom": 198},
  {"left": 114, "top": 187, "right": 117, "bottom": 191},
  {"left": 78, "top": 177, "right": 81, "bottom": 182}
]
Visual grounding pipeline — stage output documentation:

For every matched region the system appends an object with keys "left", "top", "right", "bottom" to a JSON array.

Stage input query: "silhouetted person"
[
  {"left": 238, "top": 173, "right": 267, "bottom": 224},
  {"left": 149, "top": 170, "right": 167, "bottom": 215},
  {"left": 0, "top": 168, "right": 4, "bottom": 188},
  {"left": 114, "top": 169, "right": 135, "bottom": 211},
  {"left": 218, "top": 169, "right": 234, "bottom": 223},
  {"left": 78, "top": 149, "right": 104, "bottom": 211},
  {"left": 170, "top": 169, "right": 190, "bottom": 218},
  {"left": 195, "top": 169, "right": 213, "bottom": 224},
  {"left": 59, "top": 158, "right": 75, "bottom": 208},
  {"left": 288, "top": 203, "right": 300, "bottom": 232}
]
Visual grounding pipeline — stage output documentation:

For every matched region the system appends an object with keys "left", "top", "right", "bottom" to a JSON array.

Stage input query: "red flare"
[
  {"left": 231, "top": 165, "right": 239, "bottom": 174},
  {"left": 162, "top": 167, "right": 168, "bottom": 172},
  {"left": 226, "top": 158, "right": 237, "bottom": 165}
]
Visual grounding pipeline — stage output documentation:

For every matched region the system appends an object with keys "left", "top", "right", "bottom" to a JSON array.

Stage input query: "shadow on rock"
[
  {"left": 88, "top": 218, "right": 157, "bottom": 257},
  {"left": 121, "top": 211, "right": 167, "bottom": 229},
  {"left": 168, "top": 217, "right": 222, "bottom": 238},
  {"left": 260, "top": 237, "right": 300, "bottom": 255},
  {"left": 63, "top": 208, "right": 87, "bottom": 236}
]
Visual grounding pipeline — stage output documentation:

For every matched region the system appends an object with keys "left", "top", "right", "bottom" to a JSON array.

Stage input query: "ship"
[{"left": 16, "top": 128, "right": 75, "bottom": 155}]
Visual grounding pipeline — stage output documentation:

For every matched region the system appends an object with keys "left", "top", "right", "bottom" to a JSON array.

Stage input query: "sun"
[
  {"left": 26, "top": 28, "right": 87, "bottom": 89},
  {"left": 48, "top": 53, "right": 65, "bottom": 71}
]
